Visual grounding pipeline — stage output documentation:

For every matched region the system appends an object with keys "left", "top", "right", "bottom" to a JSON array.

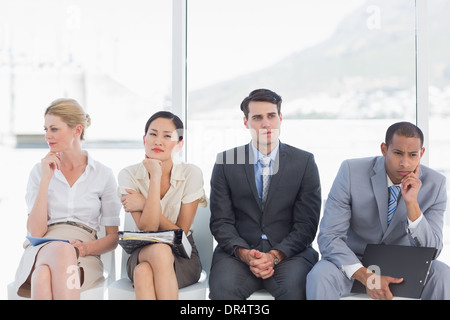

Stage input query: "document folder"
[
  {"left": 26, "top": 236, "right": 70, "bottom": 246},
  {"left": 118, "top": 228, "right": 192, "bottom": 259},
  {"left": 351, "top": 244, "right": 437, "bottom": 299}
]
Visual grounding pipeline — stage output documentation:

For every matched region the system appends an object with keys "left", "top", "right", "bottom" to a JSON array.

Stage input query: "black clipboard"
[{"left": 351, "top": 244, "right": 437, "bottom": 299}]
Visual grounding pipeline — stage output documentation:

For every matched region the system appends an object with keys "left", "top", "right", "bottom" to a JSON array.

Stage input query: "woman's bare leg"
[
  {"left": 133, "top": 262, "right": 156, "bottom": 300},
  {"left": 31, "top": 241, "right": 80, "bottom": 300},
  {"left": 135, "top": 243, "right": 178, "bottom": 300}
]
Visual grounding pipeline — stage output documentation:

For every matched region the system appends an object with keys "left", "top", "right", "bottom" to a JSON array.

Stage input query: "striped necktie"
[{"left": 387, "top": 185, "right": 401, "bottom": 224}]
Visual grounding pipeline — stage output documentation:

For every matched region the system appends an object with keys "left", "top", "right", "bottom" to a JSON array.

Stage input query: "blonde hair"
[{"left": 45, "top": 98, "right": 91, "bottom": 141}]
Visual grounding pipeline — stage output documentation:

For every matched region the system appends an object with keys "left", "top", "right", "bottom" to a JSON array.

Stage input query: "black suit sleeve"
[
  {"left": 271, "top": 152, "right": 321, "bottom": 258},
  {"left": 209, "top": 152, "right": 251, "bottom": 255}
]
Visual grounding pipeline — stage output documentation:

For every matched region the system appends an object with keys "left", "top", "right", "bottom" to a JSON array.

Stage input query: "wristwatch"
[{"left": 269, "top": 252, "right": 280, "bottom": 266}]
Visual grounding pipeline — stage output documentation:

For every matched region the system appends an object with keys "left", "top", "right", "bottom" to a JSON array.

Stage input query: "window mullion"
[{"left": 415, "top": 0, "right": 429, "bottom": 165}]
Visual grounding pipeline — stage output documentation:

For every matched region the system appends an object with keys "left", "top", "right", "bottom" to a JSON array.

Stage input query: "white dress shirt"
[{"left": 25, "top": 151, "right": 121, "bottom": 231}]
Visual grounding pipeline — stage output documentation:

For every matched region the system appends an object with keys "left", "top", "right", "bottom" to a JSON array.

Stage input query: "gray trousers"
[{"left": 306, "top": 258, "right": 450, "bottom": 300}]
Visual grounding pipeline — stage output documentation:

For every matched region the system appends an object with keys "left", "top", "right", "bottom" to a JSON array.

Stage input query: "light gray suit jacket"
[{"left": 318, "top": 156, "right": 447, "bottom": 269}]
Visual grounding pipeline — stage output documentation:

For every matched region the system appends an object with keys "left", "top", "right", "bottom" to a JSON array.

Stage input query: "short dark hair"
[
  {"left": 385, "top": 121, "right": 424, "bottom": 147},
  {"left": 144, "top": 111, "right": 184, "bottom": 141},
  {"left": 240, "top": 89, "right": 282, "bottom": 119}
]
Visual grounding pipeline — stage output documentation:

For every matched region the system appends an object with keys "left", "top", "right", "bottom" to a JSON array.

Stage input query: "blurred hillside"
[
  {"left": 188, "top": 0, "right": 450, "bottom": 120},
  {"left": 2, "top": 0, "right": 450, "bottom": 143}
]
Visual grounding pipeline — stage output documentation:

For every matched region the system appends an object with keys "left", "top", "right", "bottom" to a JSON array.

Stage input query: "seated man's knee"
[
  {"left": 431, "top": 259, "right": 450, "bottom": 275},
  {"left": 308, "top": 259, "right": 338, "bottom": 280},
  {"left": 428, "top": 260, "right": 450, "bottom": 287},
  {"left": 209, "top": 261, "right": 254, "bottom": 299},
  {"left": 306, "top": 260, "right": 343, "bottom": 299},
  {"left": 209, "top": 271, "right": 234, "bottom": 299}
]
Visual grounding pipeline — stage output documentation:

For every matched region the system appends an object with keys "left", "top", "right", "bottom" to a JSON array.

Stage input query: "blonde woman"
[
  {"left": 118, "top": 111, "right": 207, "bottom": 300},
  {"left": 14, "top": 98, "right": 121, "bottom": 299}
]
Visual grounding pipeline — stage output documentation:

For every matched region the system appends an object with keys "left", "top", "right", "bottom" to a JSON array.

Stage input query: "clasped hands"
[{"left": 236, "top": 248, "right": 278, "bottom": 279}]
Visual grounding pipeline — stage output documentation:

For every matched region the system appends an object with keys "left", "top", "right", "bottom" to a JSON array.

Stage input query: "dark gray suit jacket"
[{"left": 210, "top": 141, "right": 321, "bottom": 261}]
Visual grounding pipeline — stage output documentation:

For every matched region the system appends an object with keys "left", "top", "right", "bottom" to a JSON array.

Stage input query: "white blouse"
[
  {"left": 117, "top": 160, "right": 207, "bottom": 232},
  {"left": 25, "top": 151, "right": 121, "bottom": 231}
]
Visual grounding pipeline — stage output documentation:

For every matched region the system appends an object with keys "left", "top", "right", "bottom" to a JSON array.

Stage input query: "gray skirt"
[
  {"left": 126, "top": 233, "right": 202, "bottom": 289},
  {"left": 14, "top": 223, "right": 104, "bottom": 298}
]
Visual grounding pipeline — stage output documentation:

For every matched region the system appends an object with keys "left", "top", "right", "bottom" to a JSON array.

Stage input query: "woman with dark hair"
[{"left": 118, "top": 111, "right": 207, "bottom": 300}]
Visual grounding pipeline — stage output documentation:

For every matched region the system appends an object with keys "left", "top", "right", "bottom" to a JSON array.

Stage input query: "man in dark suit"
[{"left": 208, "top": 89, "right": 322, "bottom": 299}]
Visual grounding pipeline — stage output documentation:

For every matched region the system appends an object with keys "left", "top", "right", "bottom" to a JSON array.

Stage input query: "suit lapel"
[
  {"left": 244, "top": 143, "right": 261, "bottom": 207},
  {"left": 371, "top": 157, "right": 389, "bottom": 234},
  {"left": 263, "top": 143, "right": 283, "bottom": 207}
]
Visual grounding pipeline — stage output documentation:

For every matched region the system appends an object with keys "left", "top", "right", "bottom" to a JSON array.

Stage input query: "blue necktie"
[{"left": 387, "top": 185, "right": 401, "bottom": 224}]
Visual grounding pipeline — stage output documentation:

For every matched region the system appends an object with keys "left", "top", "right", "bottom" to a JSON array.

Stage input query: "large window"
[
  {"left": 0, "top": 0, "right": 173, "bottom": 296},
  {"left": 428, "top": 0, "right": 450, "bottom": 224},
  {"left": 187, "top": 0, "right": 416, "bottom": 197},
  {"left": 1, "top": 0, "right": 449, "bottom": 298},
  {"left": 0, "top": 0, "right": 172, "bottom": 143}
]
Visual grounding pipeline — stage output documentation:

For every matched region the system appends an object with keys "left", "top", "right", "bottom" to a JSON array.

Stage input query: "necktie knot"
[
  {"left": 389, "top": 185, "right": 401, "bottom": 200},
  {"left": 260, "top": 156, "right": 271, "bottom": 176},
  {"left": 260, "top": 156, "right": 271, "bottom": 168}
]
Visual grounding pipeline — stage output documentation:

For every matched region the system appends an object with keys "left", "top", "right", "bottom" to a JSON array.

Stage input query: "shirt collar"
[
  {"left": 85, "top": 150, "right": 96, "bottom": 171},
  {"left": 251, "top": 141, "right": 279, "bottom": 165},
  {"left": 53, "top": 150, "right": 95, "bottom": 181},
  {"left": 136, "top": 160, "right": 185, "bottom": 185},
  {"left": 170, "top": 161, "right": 185, "bottom": 182},
  {"left": 386, "top": 175, "right": 400, "bottom": 188}
]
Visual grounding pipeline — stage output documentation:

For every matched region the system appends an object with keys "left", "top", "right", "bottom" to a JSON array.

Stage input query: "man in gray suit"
[
  {"left": 307, "top": 121, "right": 450, "bottom": 300},
  {"left": 209, "top": 89, "right": 321, "bottom": 299}
]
